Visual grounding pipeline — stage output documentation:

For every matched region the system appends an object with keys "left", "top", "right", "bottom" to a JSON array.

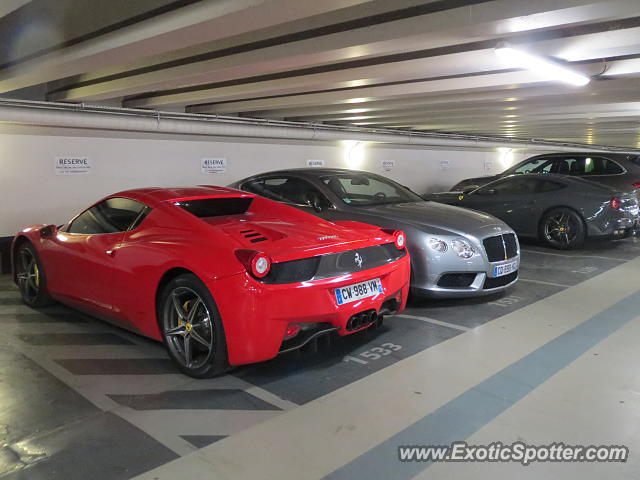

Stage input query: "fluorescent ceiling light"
[
  {"left": 495, "top": 45, "right": 590, "bottom": 87},
  {"left": 345, "top": 97, "right": 368, "bottom": 104}
]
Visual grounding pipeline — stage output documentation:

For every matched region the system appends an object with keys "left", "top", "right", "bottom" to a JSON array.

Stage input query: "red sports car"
[{"left": 12, "top": 186, "right": 410, "bottom": 377}]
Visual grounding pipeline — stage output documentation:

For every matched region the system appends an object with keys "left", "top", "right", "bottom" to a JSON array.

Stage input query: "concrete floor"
[{"left": 1, "top": 238, "right": 639, "bottom": 479}]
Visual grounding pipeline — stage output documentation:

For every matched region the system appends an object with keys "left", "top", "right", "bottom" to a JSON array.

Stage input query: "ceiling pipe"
[{"left": 0, "top": 99, "right": 637, "bottom": 153}]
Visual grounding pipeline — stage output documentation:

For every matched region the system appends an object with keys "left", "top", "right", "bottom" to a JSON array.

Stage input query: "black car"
[
  {"left": 451, "top": 152, "right": 640, "bottom": 194},
  {"left": 426, "top": 174, "right": 639, "bottom": 249}
]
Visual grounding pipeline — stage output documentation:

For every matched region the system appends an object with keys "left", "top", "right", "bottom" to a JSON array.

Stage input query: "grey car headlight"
[
  {"left": 451, "top": 239, "right": 475, "bottom": 259},
  {"left": 428, "top": 238, "right": 448, "bottom": 253}
]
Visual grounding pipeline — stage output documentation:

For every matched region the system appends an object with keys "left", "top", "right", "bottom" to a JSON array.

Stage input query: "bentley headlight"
[
  {"left": 451, "top": 239, "right": 475, "bottom": 259},
  {"left": 428, "top": 238, "right": 448, "bottom": 253}
]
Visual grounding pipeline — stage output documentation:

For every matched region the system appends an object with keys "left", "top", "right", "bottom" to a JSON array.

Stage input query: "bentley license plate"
[
  {"left": 492, "top": 260, "right": 518, "bottom": 278},
  {"left": 335, "top": 278, "right": 383, "bottom": 305}
]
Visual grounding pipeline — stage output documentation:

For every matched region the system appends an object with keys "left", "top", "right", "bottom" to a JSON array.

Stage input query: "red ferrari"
[{"left": 12, "top": 186, "right": 410, "bottom": 377}]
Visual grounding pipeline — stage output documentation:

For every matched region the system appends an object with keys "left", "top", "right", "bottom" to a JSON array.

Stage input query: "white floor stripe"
[
  {"left": 521, "top": 248, "right": 627, "bottom": 262},
  {"left": 0, "top": 291, "right": 19, "bottom": 299},
  {"left": 120, "top": 408, "right": 282, "bottom": 437},
  {"left": 7, "top": 323, "right": 121, "bottom": 335},
  {"left": 60, "top": 374, "right": 197, "bottom": 395},
  {"left": 176, "top": 374, "right": 299, "bottom": 409},
  {"left": 28, "top": 344, "right": 165, "bottom": 359},
  {"left": 396, "top": 314, "right": 470, "bottom": 331},
  {"left": 243, "top": 385, "right": 299, "bottom": 410},
  {"left": 519, "top": 277, "right": 571, "bottom": 288},
  {"left": 0, "top": 305, "right": 69, "bottom": 315}
]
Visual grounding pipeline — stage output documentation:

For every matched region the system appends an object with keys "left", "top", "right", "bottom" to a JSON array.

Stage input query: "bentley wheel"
[
  {"left": 540, "top": 208, "right": 585, "bottom": 250},
  {"left": 15, "top": 243, "right": 54, "bottom": 307},
  {"left": 159, "top": 273, "right": 228, "bottom": 378}
]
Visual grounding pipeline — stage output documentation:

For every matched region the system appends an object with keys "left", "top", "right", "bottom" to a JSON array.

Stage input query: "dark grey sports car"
[
  {"left": 230, "top": 169, "right": 521, "bottom": 299},
  {"left": 451, "top": 152, "right": 640, "bottom": 193},
  {"left": 426, "top": 174, "right": 639, "bottom": 250}
]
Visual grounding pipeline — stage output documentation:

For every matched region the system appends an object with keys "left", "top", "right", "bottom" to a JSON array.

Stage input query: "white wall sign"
[
  {"left": 439, "top": 159, "right": 450, "bottom": 170},
  {"left": 484, "top": 159, "right": 493, "bottom": 172},
  {"left": 382, "top": 160, "right": 396, "bottom": 171},
  {"left": 54, "top": 156, "right": 91, "bottom": 175},
  {"left": 201, "top": 157, "right": 227, "bottom": 174},
  {"left": 307, "top": 159, "right": 325, "bottom": 167}
]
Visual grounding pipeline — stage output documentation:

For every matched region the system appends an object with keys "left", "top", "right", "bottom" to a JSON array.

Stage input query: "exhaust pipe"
[{"left": 347, "top": 309, "right": 378, "bottom": 331}]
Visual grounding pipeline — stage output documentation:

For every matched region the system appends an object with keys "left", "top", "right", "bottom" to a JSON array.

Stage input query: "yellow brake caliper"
[
  {"left": 34, "top": 263, "right": 40, "bottom": 288},
  {"left": 179, "top": 300, "right": 192, "bottom": 328}
]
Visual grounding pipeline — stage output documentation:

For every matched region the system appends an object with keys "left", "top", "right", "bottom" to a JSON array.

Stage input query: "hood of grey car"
[{"left": 356, "top": 201, "right": 509, "bottom": 238}]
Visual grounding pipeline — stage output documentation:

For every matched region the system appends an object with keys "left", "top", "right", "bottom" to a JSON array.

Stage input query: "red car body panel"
[{"left": 12, "top": 186, "right": 410, "bottom": 365}]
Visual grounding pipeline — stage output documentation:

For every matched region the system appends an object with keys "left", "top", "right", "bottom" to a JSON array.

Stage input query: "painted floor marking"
[
  {"left": 520, "top": 248, "right": 627, "bottom": 262},
  {"left": 396, "top": 314, "right": 470, "bottom": 332},
  {"left": 518, "top": 277, "right": 571, "bottom": 288}
]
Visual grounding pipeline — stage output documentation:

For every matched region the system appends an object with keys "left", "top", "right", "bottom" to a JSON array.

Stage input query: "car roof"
[
  {"left": 524, "top": 152, "right": 638, "bottom": 161},
  {"left": 110, "top": 186, "right": 252, "bottom": 206},
  {"left": 245, "top": 167, "right": 380, "bottom": 179}
]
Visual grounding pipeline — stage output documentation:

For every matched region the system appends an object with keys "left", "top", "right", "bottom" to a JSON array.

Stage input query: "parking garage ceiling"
[{"left": 1, "top": 0, "right": 640, "bottom": 148}]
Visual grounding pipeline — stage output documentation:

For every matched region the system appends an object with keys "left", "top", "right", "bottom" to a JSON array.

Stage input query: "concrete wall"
[{"left": 0, "top": 125, "right": 531, "bottom": 237}]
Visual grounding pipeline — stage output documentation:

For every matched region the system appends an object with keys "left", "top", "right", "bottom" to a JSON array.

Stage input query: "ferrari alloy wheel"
[
  {"left": 540, "top": 208, "right": 585, "bottom": 250},
  {"left": 16, "top": 243, "right": 54, "bottom": 307},
  {"left": 159, "top": 273, "right": 228, "bottom": 378}
]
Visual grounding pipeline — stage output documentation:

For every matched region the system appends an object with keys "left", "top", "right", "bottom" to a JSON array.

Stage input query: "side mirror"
[
  {"left": 461, "top": 185, "right": 478, "bottom": 194},
  {"left": 40, "top": 224, "right": 57, "bottom": 238}
]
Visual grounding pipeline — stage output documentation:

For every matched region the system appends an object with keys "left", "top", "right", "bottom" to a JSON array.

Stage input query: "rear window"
[
  {"left": 174, "top": 197, "right": 253, "bottom": 218},
  {"left": 582, "top": 156, "right": 624, "bottom": 175}
]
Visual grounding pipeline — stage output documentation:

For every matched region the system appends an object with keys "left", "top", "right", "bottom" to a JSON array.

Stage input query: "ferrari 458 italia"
[{"left": 12, "top": 186, "right": 410, "bottom": 377}]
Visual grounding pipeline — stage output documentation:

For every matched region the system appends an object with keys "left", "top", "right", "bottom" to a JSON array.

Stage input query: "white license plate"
[
  {"left": 492, "top": 260, "right": 518, "bottom": 278},
  {"left": 335, "top": 278, "right": 383, "bottom": 305}
]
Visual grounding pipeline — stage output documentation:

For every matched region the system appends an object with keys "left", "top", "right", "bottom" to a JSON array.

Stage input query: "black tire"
[
  {"left": 15, "top": 243, "right": 55, "bottom": 308},
  {"left": 539, "top": 208, "right": 586, "bottom": 250},
  {"left": 158, "top": 273, "right": 229, "bottom": 378}
]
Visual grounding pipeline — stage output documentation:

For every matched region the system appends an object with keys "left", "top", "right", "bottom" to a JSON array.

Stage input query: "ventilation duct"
[{"left": 0, "top": 99, "right": 637, "bottom": 154}]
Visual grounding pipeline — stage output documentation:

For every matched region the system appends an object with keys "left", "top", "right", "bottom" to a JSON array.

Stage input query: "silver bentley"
[{"left": 229, "top": 169, "right": 519, "bottom": 298}]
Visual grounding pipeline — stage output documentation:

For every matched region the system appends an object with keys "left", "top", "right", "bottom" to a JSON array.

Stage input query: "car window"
[
  {"left": 582, "top": 156, "right": 625, "bottom": 175},
  {"left": 175, "top": 197, "right": 253, "bottom": 217},
  {"left": 550, "top": 156, "right": 624, "bottom": 176},
  {"left": 67, "top": 197, "right": 148, "bottom": 234},
  {"left": 242, "top": 176, "right": 328, "bottom": 206},
  {"left": 476, "top": 177, "right": 539, "bottom": 195},
  {"left": 512, "top": 158, "right": 554, "bottom": 174},
  {"left": 552, "top": 157, "right": 578, "bottom": 175},
  {"left": 320, "top": 172, "right": 422, "bottom": 206}
]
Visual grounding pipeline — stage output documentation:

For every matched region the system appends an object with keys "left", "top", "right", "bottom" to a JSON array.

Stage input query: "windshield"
[{"left": 320, "top": 172, "right": 422, "bottom": 206}]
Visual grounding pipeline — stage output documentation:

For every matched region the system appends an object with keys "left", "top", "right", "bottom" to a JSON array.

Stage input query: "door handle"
[{"left": 106, "top": 249, "right": 117, "bottom": 257}]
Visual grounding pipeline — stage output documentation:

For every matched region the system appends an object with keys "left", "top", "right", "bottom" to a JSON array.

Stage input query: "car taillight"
[
  {"left": 251, "top": 253, "right": 271, "bottom": 278},
  {"left": 632, "top": 182, "right": 640, "bottom": 188},
  {"left": 393, "top": 230, "right": 406, "bottom": 250},
  {"left": 235, "top": 250, "right": 272, "bottom": 278},
  {"left": 610, "top": 197, "right": 621, "bottom": 209},
  {"left": 381, "top": 228, "right": 407, "bottom": 250}
]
